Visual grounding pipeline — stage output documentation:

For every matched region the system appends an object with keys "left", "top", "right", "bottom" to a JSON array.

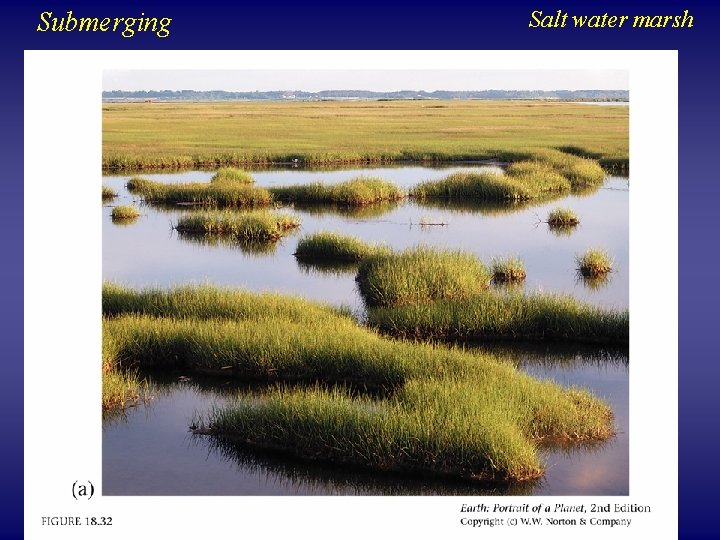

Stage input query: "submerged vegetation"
[
  {"left": 270, "top": 177, "right": 404, "bottom": 206},
  {"left": 175, "top": 210, "right": 300, "bottom": 242},
  {"left": 102, "top": 100, "right": 628, "bottom": 171},
  {"left": 356, "top": 246, "right": 492, "bottom": 307},
  {"left": 103, "top": 283, "right": 614, "bottom": 482},
  {"left": 294, "top": 232, "right": 389, "bottom": 263},
  {"left": 577, "top": 249, "right": 614, "bottom": 277},
  {"left": 110, "top": 205, "right": 140, "bottom": 220}
]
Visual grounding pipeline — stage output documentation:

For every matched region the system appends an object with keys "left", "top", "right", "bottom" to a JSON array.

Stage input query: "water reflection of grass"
[
  {"left": 578, "top": 273, "right": 613, "bottom": 291},
  {"left": 176, "top": 231, "right": 283, "bottom": 255},
  {"left": 103, "top": 284, "right": 615, "bottom": 484},
  {"left": 290, "top": 201, "right": 400, "bottom": 219},
  {"left": 296, "top": 260, "right": 360, "bottom": 276},
  {"left": 548, "top": 223, "right": 579, "bottom": 237},
  {"left": 198, "top": 432, "right": 538, "bottom": 495},
  {"left": 470, "top": 342, "right": 629, "bottom": 370},
  {"left": 414, "top": 194, "right": 583, "bottom": 217}
]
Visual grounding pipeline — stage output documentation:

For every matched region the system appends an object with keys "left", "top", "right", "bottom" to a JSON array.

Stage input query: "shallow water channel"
[{"left": 102, "top": 164, "right": 629, "bottom": 495}]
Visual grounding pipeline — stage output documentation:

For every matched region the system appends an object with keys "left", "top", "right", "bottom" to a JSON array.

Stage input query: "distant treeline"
[{"left": 102, "top": 89, "right": 629, "bottom": 102}]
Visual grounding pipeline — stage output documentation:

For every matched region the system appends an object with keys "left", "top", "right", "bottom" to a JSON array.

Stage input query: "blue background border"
[{"left": 7, "top": 1, "right": 712, "bottom": 538}]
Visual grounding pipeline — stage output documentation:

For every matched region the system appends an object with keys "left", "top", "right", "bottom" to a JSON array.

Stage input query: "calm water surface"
[
  {"left": 103, "top": 165, "right": 628, "bottom": 311},
  {"left": 102, "top": 164, "right": 629, "bottom": 495}
]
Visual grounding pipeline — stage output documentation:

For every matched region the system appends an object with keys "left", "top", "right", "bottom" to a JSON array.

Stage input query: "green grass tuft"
[
  {"left": 270, "top": 176, "right": 405, "bottom": 206},
  {"left": 102, "top": 282, "right": 349, "bottom": 322},
  {"left": 576, "top": 248, "right": 613, "bottom": 277},
  {"left": 127, "top": 176, "right": 272, "bottom": 208},
  {"left": 211, "top": 167, "right": 254, "bottom": 184},
  {"left": 294, "top": 231, "right": 389, "bottom": 263},
  {"left": 528, "top": 148, "right": 606, "bottom": 187},
  {"left": 411, "top": 171, "right": 556, "bottom": 202},
  {"left": 367, "top": 290, "right": 628, "bottom": 345},
  {"left": 111, "top": 205, "right": 140, "bottom": 220},
  {"left": 102, "top": 186, "right": 117, "bottom": 201},
  {"left": 175, "top": 210, "right": 300, "bottom": 242},
  {"left": 356, "top": 246, "right": 492, "bottom": 307},
  {"left": 547, "top": 207, "right": 580, "bottom": 227}
]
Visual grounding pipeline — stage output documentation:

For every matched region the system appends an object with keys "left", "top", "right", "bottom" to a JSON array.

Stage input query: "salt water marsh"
[{"left": 102, "top": 99, "right": 629, "bottom": 494}]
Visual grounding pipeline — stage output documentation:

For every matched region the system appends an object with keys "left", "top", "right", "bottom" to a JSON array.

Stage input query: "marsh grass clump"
[
  {"left": 367, "top": 290, "right": 629, "bottom": 345},
  {"left": 504, "top": 161, "right": 571, "bottom": 194},
  {"left": 270, "top": 176, "right": 404, "bottom": 206},
  {"left": 127, "top": 176, "right": 272, "bottom": 208},
  {"left": 547, "top": 207, "right": 580, "bottom": 227},
  {"left": 576, "top": 249, "right": 613, "bottom": 277},
  {"left": 102, "top": 284, "right": 614, "bottom": 482},
  {"left": 528, "top": 148, "right": 606, "bottom": 188},
  {"left": 356, "top": 246, "right": 492, "bottom": 307},
  {"left": 211, "top": 168, "right": 254, "bottom": 184},
  {"left": 102, "top": 186, "right": 117, "bottom": 201},
  {"left": 176, "top": 233, "right": 281, "bottom": 256},
  {"left": 175, "top": 210, "right": 300, "bottom": 242},
  {"left": 491, "top": 257, "right": 527, "bottom": 283},
  {"left": 411, "top": 165, "right": 571, "bottom": 203},
  {"left": 111, "top": 205, "right": 140, "bottom": 220},
  {"left": 412, "top": 171, "right": 548, "bottom": 202},
  {"left": 126, "top": 176, "right": 153, "bottom": 193},
  {"left": 294, "top": 231, "right": 389, "bottom": 263},
  {"left": 102, "top": 282, "right": 349, "bottom": 323},
  {"left": 202, "top": 366, "right": 613, "bottom": 482},
  {"left": 411, "top": 150, "right": 604, "bottom": 205}
]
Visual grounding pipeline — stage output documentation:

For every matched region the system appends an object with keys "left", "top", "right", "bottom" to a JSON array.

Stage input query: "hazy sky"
[{"left": 103, "top": 70, "right": 628, "bottom": 92}]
